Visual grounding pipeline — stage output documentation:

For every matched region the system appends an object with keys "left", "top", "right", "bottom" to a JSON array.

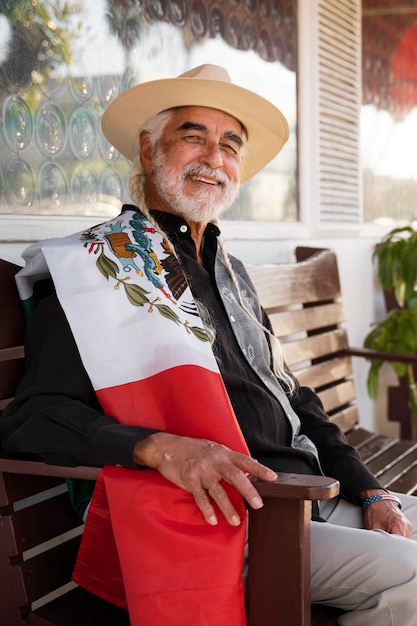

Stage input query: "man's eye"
[
  {"left": 222, "top": 143, "right": 238, "bottom": 155},
  {"left": 184, "top": 135, "right": 203, "bottom": 142}
]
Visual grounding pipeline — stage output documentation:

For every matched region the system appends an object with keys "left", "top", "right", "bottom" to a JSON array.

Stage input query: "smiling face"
[{"left": 140, "top": 106, "right": 245, "bottom": 224}]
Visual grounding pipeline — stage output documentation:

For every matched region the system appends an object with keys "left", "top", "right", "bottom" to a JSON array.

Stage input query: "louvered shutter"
[
  {"left": 317, "top": 0, "right": 361, "bottom": 224},
  {"left": 299, "top": 0, "right": 361, "bottom": 228}
]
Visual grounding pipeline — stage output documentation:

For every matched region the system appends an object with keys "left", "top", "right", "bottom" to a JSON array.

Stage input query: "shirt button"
[
  {"left": 180, "top": 224, "right": 188, "bottom": 233},
  {"left": 230, "top": 314, "right": 236, "bottom": 322}
]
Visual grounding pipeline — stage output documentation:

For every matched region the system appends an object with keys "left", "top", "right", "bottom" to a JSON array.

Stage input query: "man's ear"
[{"left": 139, "top": 131, "right": 153, "bottom": 174}]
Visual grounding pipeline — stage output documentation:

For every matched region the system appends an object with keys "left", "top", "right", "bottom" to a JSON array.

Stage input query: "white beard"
[{"left": 152, "top": 146, "right": 240, "bottom": 223}]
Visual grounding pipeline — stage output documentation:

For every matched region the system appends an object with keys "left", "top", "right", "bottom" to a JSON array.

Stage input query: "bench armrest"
[
  {"left": 347, "top": 346, "right": 417, "bottom": 365},
  {"left": 0, "top": 453, "right": 101, "bottom": 481},
  {"left": 0, "top": 452, "right": 339, "bottom": 501}
]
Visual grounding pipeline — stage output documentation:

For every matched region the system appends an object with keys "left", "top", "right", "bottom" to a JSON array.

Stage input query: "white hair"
[{"left": 129, "top": 110, "right": 296, "bottom": 395}]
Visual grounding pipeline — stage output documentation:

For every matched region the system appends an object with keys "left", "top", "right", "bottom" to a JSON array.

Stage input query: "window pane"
[{"left": 0, "top": 0, "right": 297, "bottom": 222}]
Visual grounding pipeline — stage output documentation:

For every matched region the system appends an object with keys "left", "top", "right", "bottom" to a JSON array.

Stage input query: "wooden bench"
[
  {"left": 0, "top": 247, "right": 415, "bottom": 626},
  {"left": 291, "top": 246, "right": 417, "bottom": 496}
]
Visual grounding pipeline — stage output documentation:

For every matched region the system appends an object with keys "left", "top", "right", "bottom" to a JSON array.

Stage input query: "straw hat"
[{"left": 101, "top": 64, "right": 289, "bottom": 182}]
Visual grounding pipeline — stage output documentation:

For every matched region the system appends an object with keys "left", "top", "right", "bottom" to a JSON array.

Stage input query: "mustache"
[{"left": 182, "top": 163, "right": 230, "bottom": 185}]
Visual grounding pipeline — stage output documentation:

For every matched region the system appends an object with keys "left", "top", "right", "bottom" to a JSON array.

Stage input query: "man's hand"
[
  {"left": 133, "top": 432, "right": 277, "bottom": 526},
  {"left": 361, "top": 489, "right": 413, "bottom": 538}
]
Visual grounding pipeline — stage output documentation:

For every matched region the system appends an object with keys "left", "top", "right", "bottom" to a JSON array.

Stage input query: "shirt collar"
[
  {"left": 149, "top": 209, "right": 221, "bottom": 242},
  {"left": 121, "top": 204, "right": 221, "bottom": 264}
]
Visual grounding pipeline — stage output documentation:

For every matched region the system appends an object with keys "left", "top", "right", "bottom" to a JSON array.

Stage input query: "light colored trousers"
[{"left": 312, "top": 492, "right": 417, "bottom": 625}]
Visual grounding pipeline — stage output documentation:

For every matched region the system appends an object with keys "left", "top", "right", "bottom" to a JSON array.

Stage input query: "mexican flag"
[{"left": 16, "top": 209, "right": 249, "bottom": 625}]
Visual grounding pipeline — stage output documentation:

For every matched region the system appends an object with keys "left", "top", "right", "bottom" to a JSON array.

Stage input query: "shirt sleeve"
[
  {"left": 260, "top": 305, "right": 382, "bottom": 502},
  {"left": 290, "top": 384, "right": 383, "bottom": 503},
  {"left": 0, "top": 294, "right": 159, "bottom": 468}
]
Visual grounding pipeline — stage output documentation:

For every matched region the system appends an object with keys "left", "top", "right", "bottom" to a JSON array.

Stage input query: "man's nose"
[{"left": 200, "top": 141, "right": 223, "bottom": 169}]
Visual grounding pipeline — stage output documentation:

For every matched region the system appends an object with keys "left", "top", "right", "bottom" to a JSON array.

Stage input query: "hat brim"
[{"left": 101, "top": 77, "right": 289, "bottom": 183}]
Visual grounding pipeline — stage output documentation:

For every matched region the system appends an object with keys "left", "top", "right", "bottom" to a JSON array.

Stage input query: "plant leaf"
[{"left": 367, "top": 363, "right": 382, "bottom": 400}]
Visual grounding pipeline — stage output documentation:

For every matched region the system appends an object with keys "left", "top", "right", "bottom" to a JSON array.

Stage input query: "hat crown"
[{"left": 179, "top": 64, "right": 232, "bottom": 84}]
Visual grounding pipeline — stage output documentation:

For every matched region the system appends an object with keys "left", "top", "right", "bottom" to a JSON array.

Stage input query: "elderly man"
[{"left": 2, "top": 65, "right": 417, "bottom": 625}]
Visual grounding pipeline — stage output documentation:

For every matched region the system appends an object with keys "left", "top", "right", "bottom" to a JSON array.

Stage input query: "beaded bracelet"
[{"left": 362, "top": 494, "right": 402, "bottom": 512}]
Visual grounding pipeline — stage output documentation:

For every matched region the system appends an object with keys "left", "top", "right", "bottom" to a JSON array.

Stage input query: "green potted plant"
[{"left": 364, "top": 225, "right": 417, "bottom": 438}]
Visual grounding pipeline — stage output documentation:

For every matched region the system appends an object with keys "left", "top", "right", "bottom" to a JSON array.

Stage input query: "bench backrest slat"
[
  {"left": 0, "top": 471, "right": 64, "bottom": 505},
  {"left": 4, "top": 491, "right": 82, "bottom": 555},
  {"left": 13, "top": 536, "right": 82, "bottom": 605}
]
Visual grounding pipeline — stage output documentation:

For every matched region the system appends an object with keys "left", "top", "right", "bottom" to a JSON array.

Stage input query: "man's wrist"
[
  {"left": 359, "top": 488, "right": 387, "bottom": 502},
  {"left": 133, "top": 432, "right": 167, "bottom": 468},
  {"left": 359, "top": 488, "right": 402, "bottom": 512}
]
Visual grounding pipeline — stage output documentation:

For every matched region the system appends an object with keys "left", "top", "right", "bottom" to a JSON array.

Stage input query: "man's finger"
[
  {"left": 192, "top": 486, "right": 218, "bottom": 525},
  {"left": 234, "top": 452, "right": 277, "bottom": 481},
  {"left": 207, "top": 481, "right": 241, "bottom": 526},
  {"left": 218, "top": 462, "right": 266, "bottom": 510}
]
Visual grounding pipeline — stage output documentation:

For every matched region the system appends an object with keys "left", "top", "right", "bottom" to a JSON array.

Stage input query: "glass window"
[
  {"left": 362, "top": 1, "right": 417, "bottom": 224},
  {"left": 0, "top": 0, "right": 297, "bottom": 223}
]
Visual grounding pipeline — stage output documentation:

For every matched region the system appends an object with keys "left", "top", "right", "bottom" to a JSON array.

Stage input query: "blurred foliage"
[
  {"left": 373, "top": 226, "right": 417, "bottom": 308},
  {"left": 0, "top": 0, "right": 82, "bottom": 107}
]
